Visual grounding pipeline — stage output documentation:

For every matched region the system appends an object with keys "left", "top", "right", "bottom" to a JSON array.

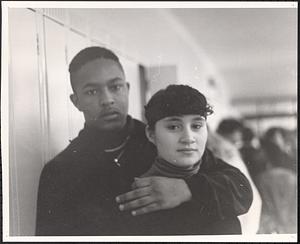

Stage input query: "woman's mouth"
[
  {"left": 177, "top": 148, "right": 197, "bottom": 152},
  {"left": 177, "top": 148, "right": 198, "bottom": 155}
]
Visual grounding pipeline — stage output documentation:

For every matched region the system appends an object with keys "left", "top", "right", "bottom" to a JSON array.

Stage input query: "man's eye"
[
  {"left": 110, "top": 84, "right": 124, "bottom": 92},
  {"left": 86, "top": 89, "right": 97, "bottom": 95}
]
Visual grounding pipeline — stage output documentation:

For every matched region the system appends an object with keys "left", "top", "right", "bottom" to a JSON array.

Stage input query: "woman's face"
[{"left": 146, "top": 115, "right": 208, "bottom": 168}]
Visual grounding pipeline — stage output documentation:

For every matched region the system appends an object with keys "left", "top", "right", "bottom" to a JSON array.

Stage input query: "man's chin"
[{"left": 90, "top": 119, "right": 126, "bottom": 132}]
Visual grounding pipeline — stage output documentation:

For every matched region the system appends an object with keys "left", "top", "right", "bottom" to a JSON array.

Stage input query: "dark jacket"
[
  {"left": 122, "top": 151, "right": 243, "bottom": 235},
  {"left": 36, "top": 116, "right": 252, "bottom": 236}
]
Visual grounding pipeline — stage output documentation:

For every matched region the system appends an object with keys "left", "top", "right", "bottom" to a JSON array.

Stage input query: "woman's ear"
[{"left": 145, "top": 125, "right": 156, "bottom": 145}]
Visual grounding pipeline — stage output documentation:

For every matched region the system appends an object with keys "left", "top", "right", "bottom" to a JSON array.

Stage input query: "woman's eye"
[
  {"left": 167, "top": 125, "right": 180, "bottom": 130},
  {"left": 192, "top": 123, "right": 204, "bottom": 130}
]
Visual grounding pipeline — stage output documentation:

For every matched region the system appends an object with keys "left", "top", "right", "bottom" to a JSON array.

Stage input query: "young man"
[
  {"left": 119, "top": 84, "right": 242, "bottom": 235},
  {"left": 35, "top": 46, "right": 253, "bottom": 235}
]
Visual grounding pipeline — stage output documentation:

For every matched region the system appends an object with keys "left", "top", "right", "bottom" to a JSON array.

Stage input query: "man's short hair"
[
  {"left": 216, "top": 118, "right": 244, "bottom": 136},
  {"left": 144, "top": 84, "right": 213, "bottom": 129},
  {"left": 68, "top": 46, "right": 124, "bottom": 91}
]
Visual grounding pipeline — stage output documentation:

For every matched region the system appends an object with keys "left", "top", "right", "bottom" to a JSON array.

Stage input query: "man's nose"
[
  {"left": 180, "top": 128, "right": 196, "bottom": 145},
  {"left": 99, "top": 89, "right": 114, "bottom": 107}
]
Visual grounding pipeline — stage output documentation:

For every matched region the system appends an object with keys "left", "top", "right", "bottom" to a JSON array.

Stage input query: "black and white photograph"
[{"left": 1, "top": 1, "right": 297, "bottom": 242}]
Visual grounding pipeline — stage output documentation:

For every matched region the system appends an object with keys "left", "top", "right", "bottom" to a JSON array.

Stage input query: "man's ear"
[
  {"left": 70, "top": 94, "right": 81, "bottom": 111},
  {"left": 145, "top": 125, "right": 156, "bottom": 145},
  {"left": 126, "top": 82, "right": 130, "bottom": 91}
]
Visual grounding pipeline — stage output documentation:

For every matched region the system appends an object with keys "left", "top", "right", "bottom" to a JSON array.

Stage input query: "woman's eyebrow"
[
  {"left": 193, "top": 116, "right": 206, "bottom": 122},
  {"left": 163, "top": 117, "right": 182, "bottom": 122}
]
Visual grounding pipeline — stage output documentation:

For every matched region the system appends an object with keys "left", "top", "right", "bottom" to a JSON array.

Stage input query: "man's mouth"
[{"left": 99, "top": 111, "right": 119, "bottom": 120}]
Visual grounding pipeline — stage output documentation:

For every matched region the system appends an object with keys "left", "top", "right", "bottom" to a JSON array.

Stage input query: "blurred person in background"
[
  {"left": 239, "top": 126, "right": 268, "bottom": 187},
  {"left": 216, "top": 118, "right": 244, "bottom": 149},
  {"left": 256, "top": 126, "right": 297, "bottom": 234},
  {"left": 261, "top": 127, "right": 296, "bottom": 172},
  {"left": 207, "top": 127, "right": 262, "bottom": 235},
  {"left": 282, "top": 128, "right": 297, "bottom": 171}
]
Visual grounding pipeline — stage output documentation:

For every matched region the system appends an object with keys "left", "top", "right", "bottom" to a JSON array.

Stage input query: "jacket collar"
[{"left": 76, "top": 116, "right": 135, "bottom": 161}]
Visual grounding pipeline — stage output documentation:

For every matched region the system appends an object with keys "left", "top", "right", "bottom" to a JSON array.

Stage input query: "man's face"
[
  {"left": 146, "top": 115, "right": 207, "bottom": 168},
  {"left": 70, "top": 58, "right": 129, "bottom": 131}
]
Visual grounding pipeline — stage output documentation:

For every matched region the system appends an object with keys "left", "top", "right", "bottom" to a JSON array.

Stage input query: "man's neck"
[{"left": 85, "top": 116, "right": 132, "bottom": 149}]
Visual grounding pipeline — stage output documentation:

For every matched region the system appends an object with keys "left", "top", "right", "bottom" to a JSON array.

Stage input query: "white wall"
[
  {"left": 7, "top": 7, "right": 234, "bottom": 236},
  {"left": 77, "top": 8, "right": 235, "bottom": 127},
  {"left": 8, "top": 9, "right": 45, "bottom": 235}
]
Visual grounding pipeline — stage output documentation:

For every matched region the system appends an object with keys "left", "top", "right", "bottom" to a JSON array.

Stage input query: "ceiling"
[
  {"left": 40, "top": 5, "right": 298, "bottom": 103},
  {"left": 169, "top": 8, "right": 297, "bottom": 101}
]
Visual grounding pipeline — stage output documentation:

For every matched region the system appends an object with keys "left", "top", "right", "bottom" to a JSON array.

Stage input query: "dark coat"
[
  {"left": 36, "top": 116, "right": 252, "bottom": 236},
  {"left": 125, "top": 151, "right": 243, "bottom": 236}
]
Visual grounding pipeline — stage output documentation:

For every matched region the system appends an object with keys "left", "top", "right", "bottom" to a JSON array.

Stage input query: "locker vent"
[
  {"left": 69, "top": 12, "right": 88, "bottom": 35},
  {"left": 42, "top": 8, "right": 67, "bottom": 24}
]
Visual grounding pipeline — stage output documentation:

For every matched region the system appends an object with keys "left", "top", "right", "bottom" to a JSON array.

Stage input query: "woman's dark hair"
[{"left": 144, "top": 84, "right": 213, "bottom": 129}]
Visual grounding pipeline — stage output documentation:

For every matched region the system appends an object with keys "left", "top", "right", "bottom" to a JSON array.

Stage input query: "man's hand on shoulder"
[{"left": 115, "top": 176, "right": 192, "bottom": 216}]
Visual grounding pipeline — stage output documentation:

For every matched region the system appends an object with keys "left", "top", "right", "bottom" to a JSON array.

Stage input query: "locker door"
[
  {"left": 65, "top": 30, "right": 88, "bottom": 140},
  {"left": 44, "top": 17, "right": 70, "bottom": 159},
  {"left": 8, "top": 8, "right": 44, "bottom": 236}
]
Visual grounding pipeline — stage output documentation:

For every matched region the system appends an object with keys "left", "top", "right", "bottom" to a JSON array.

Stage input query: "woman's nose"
[{"left": 180, "top": 128, "right": 196, "bottom": 145}]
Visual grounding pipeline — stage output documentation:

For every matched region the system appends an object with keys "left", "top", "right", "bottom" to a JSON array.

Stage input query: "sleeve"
[
  {"left": 185, "top": 150, "right": 253, "bottom": 220},
  {"left": 35, "top": 162, "right": 71, "bottom": 235}
]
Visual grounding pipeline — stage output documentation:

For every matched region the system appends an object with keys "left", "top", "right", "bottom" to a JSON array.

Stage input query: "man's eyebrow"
[
  {"left": 81, "top": 82, "right": 99, "bottom": 89},
  {"left": 108, "top": 77, "right": 124, "bottom": 83},
  {"left": 81, "top": 77, "right": 124, "bottom": 89}
]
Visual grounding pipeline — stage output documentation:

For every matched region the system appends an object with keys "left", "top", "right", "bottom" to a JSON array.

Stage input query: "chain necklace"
[{"left": 104, "top": 135, "right": 130, "bottom": 167}]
